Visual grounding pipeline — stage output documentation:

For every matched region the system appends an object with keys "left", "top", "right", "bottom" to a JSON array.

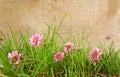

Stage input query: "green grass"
[{"left": 0, "top": 16, "right": 120, "bottom": 77}]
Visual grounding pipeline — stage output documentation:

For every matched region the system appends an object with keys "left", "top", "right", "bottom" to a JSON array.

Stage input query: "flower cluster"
[
  {"left": 53, "top": 42, "right": 74, "bottom": 62},
  {"left": 7, "top": 33, "right": 103, "bottom": 66},
  {"left": 8, "top": 33, "right": 43, "bottom": 65}
]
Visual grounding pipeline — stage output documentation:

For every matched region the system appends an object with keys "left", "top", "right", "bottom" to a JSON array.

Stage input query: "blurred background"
[{"left": 0, "top": 0, "right": 120, "bottom": 49}]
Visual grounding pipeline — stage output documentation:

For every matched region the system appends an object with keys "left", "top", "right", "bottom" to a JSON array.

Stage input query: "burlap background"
[{"left": 0, "top": 0, "right": 120, "bottom": 49}]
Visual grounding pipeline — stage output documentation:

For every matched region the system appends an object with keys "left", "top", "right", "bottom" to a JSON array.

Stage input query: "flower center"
[
  {"left": 66, "top": 45, "right": 71, "bottom": 49},
  {"left": 12, "top": 57, "right": 17, "bottom": 63},
  {"left": 93, "top": 54, "right": 98, "bottom": 59},
  {"left": 33, "top": 38, "right": 38, "bottom": 44},
  {"left": 57, "top": 55, "right": 61, "bottom": 59}
]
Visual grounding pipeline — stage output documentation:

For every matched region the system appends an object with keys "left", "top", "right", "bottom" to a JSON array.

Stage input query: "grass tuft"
[{"left": 0, "top": 16, "right": 120, "bottom": 77}]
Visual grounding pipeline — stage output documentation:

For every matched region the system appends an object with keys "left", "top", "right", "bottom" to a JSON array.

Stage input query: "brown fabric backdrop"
[{"left": 0, "top": 0, "right": 120, "bottom": 49}]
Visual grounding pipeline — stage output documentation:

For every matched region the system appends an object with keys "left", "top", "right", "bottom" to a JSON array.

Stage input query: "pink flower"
[
  {"left": 54, "top": 52, "right": 64, "bottom": 62},
  {"left": 64, "top": 47, "right": 69, "bottom": 54},
  {"left": 64, "top": 42, "right": 73, "bottom": 54},
  {"left": 8, "top": 51, "right": 21, "bottom": 64},
  {"left": 90, "top": 48, "right": 102, "bottom": 66},
  {"left": 65, "top": 42, "right": 73, "bottom": 48},
  {"left": 30, "top": 33, "right": 43, "bottom": 46}
]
